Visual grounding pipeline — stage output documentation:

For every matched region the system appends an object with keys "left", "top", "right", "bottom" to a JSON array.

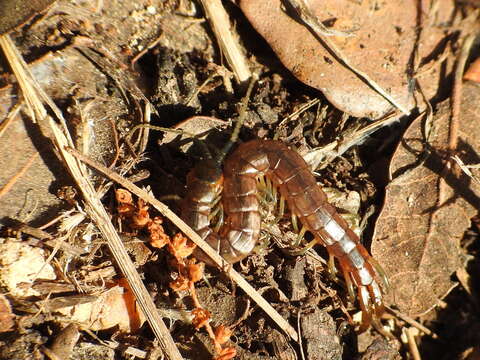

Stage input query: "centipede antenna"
[{"left": 215, "top": 74, "right": 258, "bottom": 164}]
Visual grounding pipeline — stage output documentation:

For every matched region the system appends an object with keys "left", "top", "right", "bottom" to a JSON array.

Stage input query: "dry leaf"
[
  {"left": 0, "top": 294, "right": 15, "bottom": 332},
  {"left": 47, "top": 324, "right": 80, "bottom": 360},
  {"left": 464, "top": 58, "right": 480, "bottom": 83},
  {"left": 239, "top": 0, "right": 455, "bottom": 118},
  {"left": 0, "top": 0, "right": 56, "bottom": 35},
  {"left": 371, "top": 81, "right": 480, "bottom": 316},
  {"left": 54, "top": 283, "right": 146, "bottom": 332},
  {"left": 0, "top": 240, "right": 56, "bottom": 297}
]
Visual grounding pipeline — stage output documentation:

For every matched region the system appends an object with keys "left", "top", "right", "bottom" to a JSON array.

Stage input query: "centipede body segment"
[{"left": 181, "top": 139, "right": 387, "bottom": 329}]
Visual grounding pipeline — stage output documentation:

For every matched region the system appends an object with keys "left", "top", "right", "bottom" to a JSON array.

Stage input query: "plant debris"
[{"left": 0, "top": 0, "right": 479, "bottom": 359}]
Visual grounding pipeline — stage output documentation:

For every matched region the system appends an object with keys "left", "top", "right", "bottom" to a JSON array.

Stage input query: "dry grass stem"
[
  {"left": 450, "top": 33, "right": 476, "bottom": 152},
  {"left": 0, "top": 152, "right": 39, "bottom": 199},
  {"left": 199, "top": 0, "right": 251, "bottom": 83},
  {"left": 385, "top": 305, "right": 437, "bottom": 338},
  {"left": 0, "top": 102, "right": 22, "bottom": 139},
  {"left": 304, "top": 111, "right": 401, "bottom": 170},
  {"left": 1, "top": 33, "right": 184, "bottom": 360},
  {"left": 406, "top": 327, "right": 422, "bottom": 360},
  {"left": 66, "top": 146, "right": 300, "bottom": 343}
]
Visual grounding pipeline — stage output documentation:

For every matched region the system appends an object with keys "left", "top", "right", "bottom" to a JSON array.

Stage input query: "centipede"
[{"left": 180, "top": 134, "right": 389, "bottom": 330}]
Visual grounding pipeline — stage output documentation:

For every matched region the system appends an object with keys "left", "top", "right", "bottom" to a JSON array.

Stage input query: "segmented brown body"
[{"left": 181, "top": 139, "right": 385, "bottom": 326}]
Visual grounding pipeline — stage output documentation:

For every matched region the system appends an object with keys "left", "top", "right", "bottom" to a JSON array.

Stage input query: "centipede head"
[{"left": 192, "top": 159, "right": 223, "bottom": 183}]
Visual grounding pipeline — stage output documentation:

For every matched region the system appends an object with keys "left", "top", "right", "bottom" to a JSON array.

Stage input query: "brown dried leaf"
[
  {"left": 54, "top": 283, "right": 146, "bottom": 332},
  {"left": 0, "top": 0, "right": 56, "bottom": 35},
  {"left": 160, "top": 115, "right": 228, "bottom": 152},
  {"left": 371, "top": 82, "right": 480, "bottom": 316},
  {"left": 239, "top": 0, "right": 455, "bottom": 118},
  {"left": 0, "top": 294, "right": 15, "bottom": 332},
  {"left": 464, "top": 58, "right": 480, "bottom": 83}
]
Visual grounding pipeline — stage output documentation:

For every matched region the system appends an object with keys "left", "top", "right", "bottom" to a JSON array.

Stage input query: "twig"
[
  {"left": 277, "top": 98, "right": 321, "bottom": 130},
  {"left": 0, "top": 152, "right": 39, "bottom": 199},
  {"left": 283, "top": 0, "right": 358, "bottom": 37},
  {"left": 304, "top": 110, "right": 400, "bottom": 170},
  {"left": 449, "top": 33, "right": 475, "bottom": 152},
  {"left": 452, "top": 155, "right": 480, "bottom": 185},
  {"left": 406, "top": 327, "right": 422, "bottom": 360},
  {"left": 199, "top": 0, "right": 251, "bottom": 83},
  {"left": 284, "top": 0, "right": 410, "bottom": 114},
  {"left": 0, "top": 102, "right": 22, "bottom": 139},
  {"left": 51, "top": 123, "right": 184, "bottom": 360},
  {"left": 437, "top": 33, "right": 476, "bottom": 207},
  {"left": 66, "top": 146, "right": 300, "bottom": 343},
  {"left": 108, "top": 117, "right": 120, "bottom": 168},
  {"left": 0, "top": 33, "right": 184, "bottom": 360},
  {"left": 131, "top": 33, "right": 163, "bottom": 68},
  {"left": 297, "top": 310, "right": 306, "bottom": 360},
  {"left": 385, "top": 305, "right": 437, "bottom": 339}
]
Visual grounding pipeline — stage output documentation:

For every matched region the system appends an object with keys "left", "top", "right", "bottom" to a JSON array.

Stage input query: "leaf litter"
[
  {"left": 0, "top": 0, "right": 479, "bottom": 359},
  {"left": 372, "top": 80, "right": 480, "bottom": 316}
]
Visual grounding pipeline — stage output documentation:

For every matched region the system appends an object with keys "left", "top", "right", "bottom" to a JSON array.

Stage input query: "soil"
[{"left": 0, "top": 1, "right": 479, "bottom": 359}]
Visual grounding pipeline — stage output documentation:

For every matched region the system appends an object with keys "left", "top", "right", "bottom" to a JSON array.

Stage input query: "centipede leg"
[
  {"left": 284, "top": 238, "right": 315, "bottom": 256},
  {"left": 266, "top": 176, "right": 273, "bottom": 199},
  {"left": 342, "top": 266, "right": 355, "bottom": 300},
  {"left": 293, "top": 226, "right": 307, "bottom": 247},
  {"left": 368, "top": 256, "right": 390, "bottom": 291},
  {"left": 358, "top": 286, "right": 373, "bottom": 332},
  {"left": 368, "top": 280, "right": 384, "bottom": 317},
  {"left": 278, "top": 195, "right": 286, "bottom": 220},
  {"left": 212, "top": 205, "right": 224, "bottom": 232},
  {"left": 271, "top": 180, "right": 278, "bottom": 204},
  {"left": 291, "top": 213, "right": 299, "bottom": 233}
]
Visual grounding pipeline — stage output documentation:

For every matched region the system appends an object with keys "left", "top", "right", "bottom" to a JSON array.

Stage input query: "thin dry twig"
[
  {"left": 296, "top": 310, "right": 306, "bottom": 360},
  {"left": 51, "top": 123, "right": 184, "bottom": 360},
  {"left": 304, "top": 110, "right": 401, "bottom": 170},
  {"left": 66, "top": 146, "right": 300, "bottom": 343},
  {"left": 199, "top": 0, "right": 251, "bottom": 83},
  {"left": 406, "top": 327, "right": 422, "bottom": 360},
  {"left": 284, "top": 0, "right": 410, "bottom": 114},
  {"left": 436, "top": 33, "right": 477, "bottom": 207},
  {"left": 277, "top": 98, "right": 321, "bottom": 131},
  {"left": 385, "top": 305, "right": 437, "bottom": 339},
  {"left": 0, "top": 33, "right": 183, "bottom": 360},
  {"left": 0, "top": 102, "right": 22, "bottom": 139},
  {"left": 0, "top": 152, "right": 39, "bottom": 199},
  {"left": 451, "top": 155, "right": 480, "bottom": 185},
  {"left": 449, "top": 33, "right": 476, "bottom": 153}
]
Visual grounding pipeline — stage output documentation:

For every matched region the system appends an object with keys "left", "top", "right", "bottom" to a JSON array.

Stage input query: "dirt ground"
[{"left": 0, "top": 0, "right": 480, "bottom": 359}]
